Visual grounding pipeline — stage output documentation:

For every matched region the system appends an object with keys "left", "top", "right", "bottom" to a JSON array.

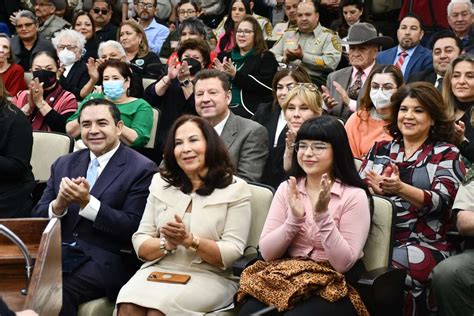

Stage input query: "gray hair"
[
  {"left": 178, "top": 17, "right": 206, "bottom": 38},
  {"left": 15, "top": 10, "right": 39, "bottom": 25},
  {"left": 52, "top": 29, "right": 86, "bottom": 51},
  {"left": 97, "top": 40, "right": 126, "bottom": 58},
  {"left": 447, "top": 0, "right": 473, "bottom": 16}
]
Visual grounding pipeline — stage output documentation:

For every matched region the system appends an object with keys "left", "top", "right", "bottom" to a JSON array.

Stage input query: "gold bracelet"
[{"left": 189, "top": 234, "right": 200, "bottom": 252}]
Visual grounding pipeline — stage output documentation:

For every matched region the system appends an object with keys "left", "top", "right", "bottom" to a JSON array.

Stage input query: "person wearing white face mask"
[
  {"left": 344, "top": 65, "right": 403, "bottom": 160},
  {"left": 66, "top": 59, "right": 153, "bottom": 148},
  {"left": 52, "top": 29, "right": 94, "bottom": 101}
]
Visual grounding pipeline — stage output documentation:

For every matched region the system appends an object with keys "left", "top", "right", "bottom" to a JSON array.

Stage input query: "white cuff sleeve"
[
  {"left": 348, "top": 99, "right": 357, "bottom": 112},
  {"left": 48, "top": 200, "right": 68, "bottom": 219},
  {"left": 78, "top": 195, "right": 101, "bottom": 222}
]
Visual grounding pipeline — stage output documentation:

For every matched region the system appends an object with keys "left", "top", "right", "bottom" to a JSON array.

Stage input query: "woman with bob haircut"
[
  {"left": 66, "top": 59, "right": 153, "bottom": 148},
  {"left": 253, "top": 66, "right": 312, "bottom": 189},
  {"left": 359, "top": 82, "right": 466, "bottom": 315},
  {"left": 281, "top": 83, "right": 323, "bottom": 173},
  {"left": 345, "top": 64, "right": 403, "bottom": 159},
  {"left": 118, "top": 20, "right": 161, "bottom": 79},
  {"left": 215, "top": 15, "right": 278, "bottom": 118},
  {"left": 116, "top": 115, "right": 251, "bottom": 315},
  {"left": 442, "top": 54, "right": 474, "bottom": 163},
  {"left": 237, "top": 115, "right": 371, "bottom": 315}
]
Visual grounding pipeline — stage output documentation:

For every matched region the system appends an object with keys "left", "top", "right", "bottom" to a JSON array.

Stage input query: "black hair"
[
  {"left": 289, "top": 116, "right": 369, "bottom": 195},
  {"left": 161, "top": 115, "right": 234, "bottom": 195},
  {"left": 219, "top": 0, "right": 252, "bottom": 52},
  {"left": 78, "top": 98, "right": 122, "bottom": 124},
  {"left": 30, "top": 50, "right": 60, "bottom": 69},
  {"left": 429, "top": 30, "right": 463, "bottom": 51},
  {"left": 402, "top": 12, "right": 424, "bottom": 31}
]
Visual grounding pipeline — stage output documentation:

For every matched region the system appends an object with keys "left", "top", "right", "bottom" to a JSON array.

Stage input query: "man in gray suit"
[
  {"left": 321, "top": 23, "right": 393, "bottom": 120},
  {"left": 194, "top": 69, "right": 269, "bottom": 183}
]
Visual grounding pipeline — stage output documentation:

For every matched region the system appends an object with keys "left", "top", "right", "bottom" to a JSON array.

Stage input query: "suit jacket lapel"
[
  {"left": 220, "top": 112, "right": 239, "bottom": 149},
  {"left": 341, "top": 67, "right": 353, "bottom": 89},
  {"left": 90, "top": 145, "right": 126, "bottom": 198},
  {"left": 71, "top": 150, "right": 90, "bottom": 179},
  {"left": 405, "top": 46, "right": 420, "bottom": 80}
]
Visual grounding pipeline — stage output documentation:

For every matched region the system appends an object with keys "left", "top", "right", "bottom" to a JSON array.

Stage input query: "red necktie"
[{"left": 395, "top": 51, "right": 408, "bottom": 70}]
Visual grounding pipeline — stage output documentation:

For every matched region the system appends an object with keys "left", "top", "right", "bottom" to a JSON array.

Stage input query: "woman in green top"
[
  {"left": 66, "top": 59, "right": 153, "bottom": 148},
  {"left": 214, "top": 16, "right": 278, "bottom": 119}
]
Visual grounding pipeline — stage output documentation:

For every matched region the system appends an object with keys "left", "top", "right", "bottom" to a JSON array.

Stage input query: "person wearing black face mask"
[
  {"left": 11, "top": 51, "right": 78, "bottom": 132},
  {"left": 143, "top": 38, "right": 210, "bottom": 165}
]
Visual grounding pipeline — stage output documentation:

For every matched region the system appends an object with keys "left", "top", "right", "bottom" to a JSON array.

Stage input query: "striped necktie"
[
  {"left": 395, "top": 51, "right": 408, "bottom": 70},
  {"left": 348, "top": 70, "right": 364, "bottom": 100}
]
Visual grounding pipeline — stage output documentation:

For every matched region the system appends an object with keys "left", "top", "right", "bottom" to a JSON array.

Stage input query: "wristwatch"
[{"left": 180, "top": 79, "right": 191, "bottom": 87}]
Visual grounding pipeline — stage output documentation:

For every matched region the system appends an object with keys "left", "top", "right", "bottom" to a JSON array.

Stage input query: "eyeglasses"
[
  {"left": 57, "top": 44, "right": 78, "bottom": 50},
  {"left": 292, "top": 142, "right": 329, "bottom": 155},
  {"left": 16, "top": 22, "right": 35, "bottom": 30},
  {"left": 93, "top": 8, "right": 109, "bottom": 15},
  {"left": 137, "top": 2, "right": 154, "bottom": 9},
  {"left": 288, "top": 82, "right": 318, "bottom": 92},
  {"left": 277, "top": 63, "right": 299, "bottom": 71},
  {"left": 178, "top": 9, "right": 196, "bottom": 15},
  {"left": 236, "top": 29, "right": 254, "bottom": 36},
  {"left": 370, "top": 83, "right": 396, "bottom": 94}
]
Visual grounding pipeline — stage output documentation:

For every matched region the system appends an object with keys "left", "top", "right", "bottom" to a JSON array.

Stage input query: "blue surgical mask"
[{"left": 103, "top": 80, "right": 125, "bottom": 100}]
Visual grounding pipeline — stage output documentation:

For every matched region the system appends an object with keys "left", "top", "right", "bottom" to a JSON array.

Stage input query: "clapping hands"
[{"left": 366, "top": 163, "right": 404, "bottom": 195}]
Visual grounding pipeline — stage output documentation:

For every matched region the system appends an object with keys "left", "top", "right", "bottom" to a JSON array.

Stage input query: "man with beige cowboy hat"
[{"left": 322, "top": 22, "right": 393, "bottom": 120}]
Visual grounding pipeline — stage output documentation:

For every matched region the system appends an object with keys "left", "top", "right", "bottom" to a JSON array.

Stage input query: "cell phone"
[{"left": 147, "top": 272, "right": 191, "bottom": 284}]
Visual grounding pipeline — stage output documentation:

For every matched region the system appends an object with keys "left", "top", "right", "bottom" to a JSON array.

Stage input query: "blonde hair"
[
  {"left": 118, "top": 20, "right": 150, "bottom": 58},
  {"left": 281, "top": 85, "right": 323, "bottom": 116}
]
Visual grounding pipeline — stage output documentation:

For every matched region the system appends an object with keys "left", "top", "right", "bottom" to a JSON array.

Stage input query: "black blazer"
[
  {"left": 219, "top": 50, "right": 278, "bottom": 118},
  {"left": 253, "top": 101, "right": 288, "bottom": 189},
  {"left": 60, "top": 61, "right": 90, "bottom": 101}
]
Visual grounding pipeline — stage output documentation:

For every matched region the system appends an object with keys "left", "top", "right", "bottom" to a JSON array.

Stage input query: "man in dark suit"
[
  {"left": 194, "top": 69, "right": 269, "bottom": 183},
  {"left": 321, "top": 23, "right": 393, "bottom": 120},
  {"left": 408, "top": 30, "right": 462, "bottom": 92},
  {"left": 376, "top": 13, "right": 433, "bottom": 81},
  {"left": 32, "top": 98, "right": 157, "bottom": 316}
]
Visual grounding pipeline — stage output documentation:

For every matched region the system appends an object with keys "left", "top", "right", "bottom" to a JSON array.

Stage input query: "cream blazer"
[{"left": 132, "top": 174, "right": 252, "bottom": 273}]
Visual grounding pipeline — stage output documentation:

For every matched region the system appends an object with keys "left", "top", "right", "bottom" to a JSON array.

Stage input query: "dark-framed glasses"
[
  {"left": 236, "top": 29, "right": 254, "bottom": 36},
  {"left": 57, "top": 44, "right": 78, "bottom": 51},
  {"left": 178, "top": 9, "right": 196, "bottom": 15},
  {"left": 137, "top": 2, "right": 154, "bottom": 9},
  {"left": 292, "top": 141, "right": 329, "bottom": 155},
  {"left": 93, "top": 8, "right": 109, "bottom": 14}
]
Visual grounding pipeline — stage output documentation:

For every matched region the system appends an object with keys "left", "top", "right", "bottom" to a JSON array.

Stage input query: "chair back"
[
  {"left": 362, "top": 195, "right": 396, "bottom": 271},
  {"left": 145, "top": 108, "right": 160, "bottom": 149},
  {"left": 245, "top": 182, "right": 274, "bottom": 255},
  {"left": 31, "top": 131, "right": 74, "bottom": 182},
  {"left": 142, "top": 78, "right": 156, "bottom": 91}
]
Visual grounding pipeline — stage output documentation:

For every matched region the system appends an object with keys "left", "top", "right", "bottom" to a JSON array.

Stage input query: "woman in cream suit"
[{"left": 116, "top": 115, "right": 251, "bottom": 315}]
